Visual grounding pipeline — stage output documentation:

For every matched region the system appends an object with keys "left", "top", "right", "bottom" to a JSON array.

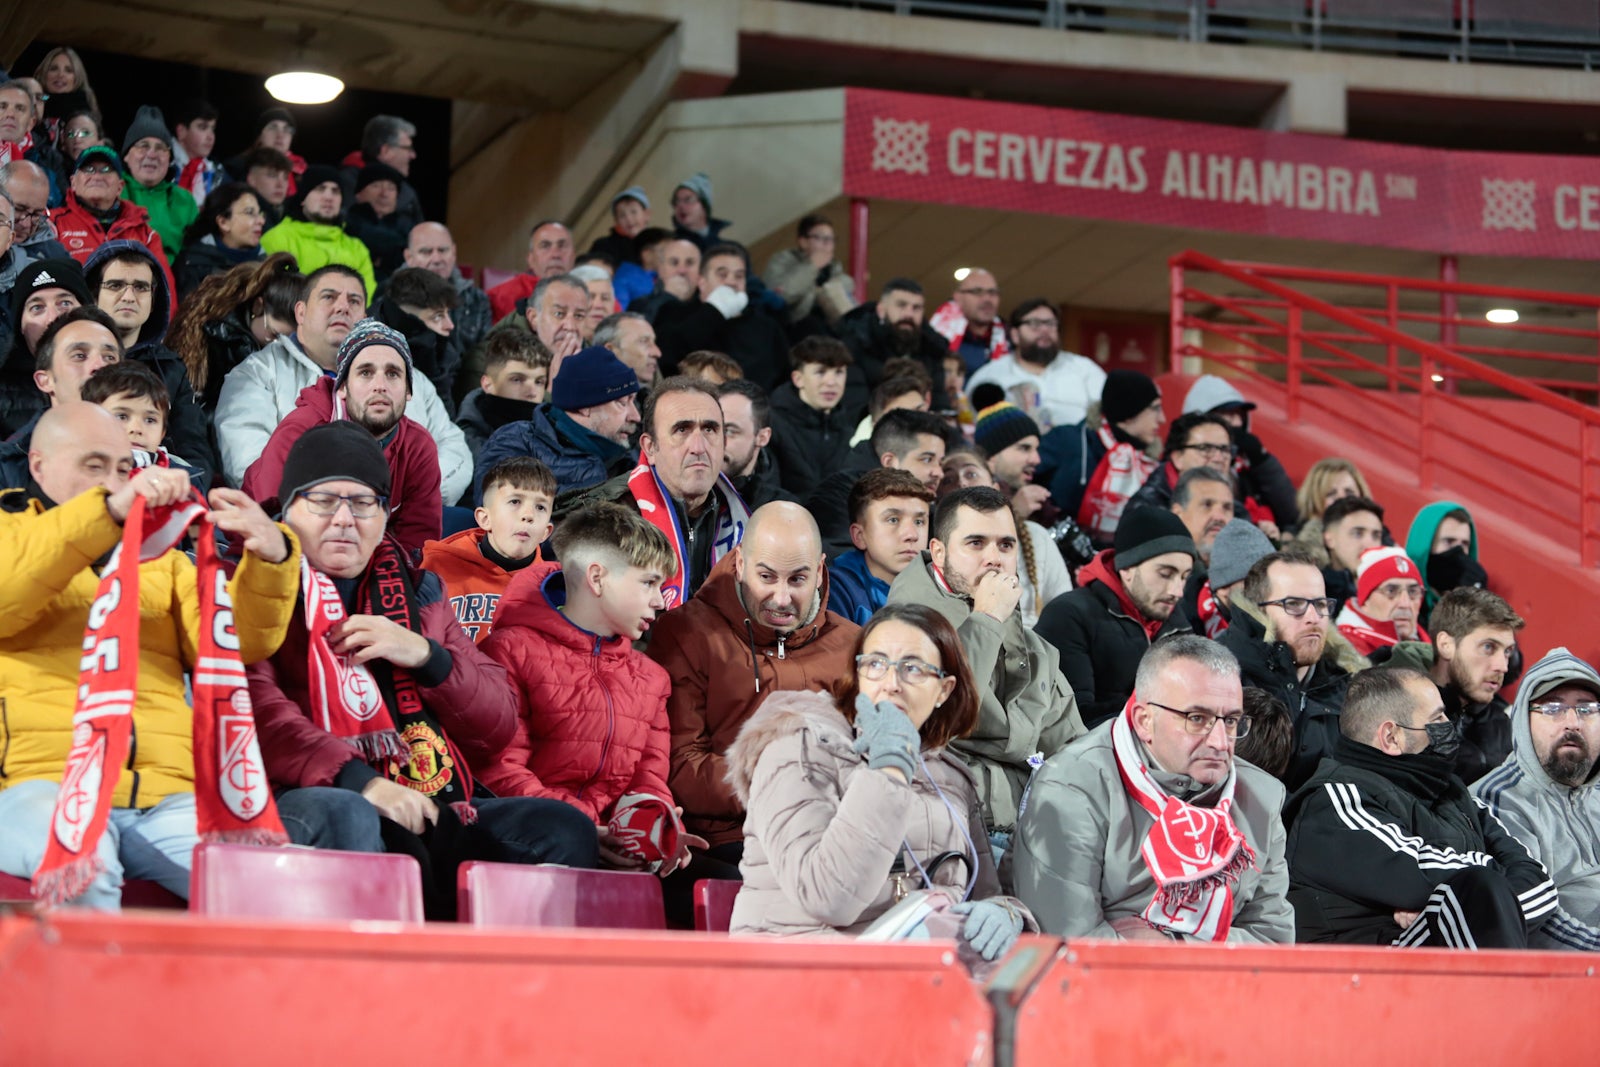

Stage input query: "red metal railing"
[{"left": 1169, "top": 251, "right": 1600, "bottom": 566}]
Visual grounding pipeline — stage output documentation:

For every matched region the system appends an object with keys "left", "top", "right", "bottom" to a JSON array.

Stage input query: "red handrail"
[{"left": 1169, "top": 251, "right": 1600, "bottom": 567}]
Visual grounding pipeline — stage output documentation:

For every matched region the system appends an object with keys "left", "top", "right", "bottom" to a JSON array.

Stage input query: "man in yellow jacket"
[{"left": 0, "top": 403, "right": 301, "bottom": 909}]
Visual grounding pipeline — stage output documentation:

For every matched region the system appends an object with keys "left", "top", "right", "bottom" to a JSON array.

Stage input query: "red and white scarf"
[
  {"left": 928, "top": 300, "right": 1009, "bottom": 362},
  {"left": 35, "top": 492, "right": 286, "bottom": 906},
  {"left": 627, "top": 462, "right": 749, "bottom": 610},
  {"left": 301, "top": 556, "right": 407, "bottom": 764},
  {"left": 0, "top": 130, "right": 33, "bottom": 169},
  {"left": 1111, "top": 699, "right": 1256, "bottom": 941},
  {"left": 1078, "top": 422, "right": 1157, "bottom": 543},
  {"left": 1195, "top": 580, "right": 1228, "bottom": 639}
]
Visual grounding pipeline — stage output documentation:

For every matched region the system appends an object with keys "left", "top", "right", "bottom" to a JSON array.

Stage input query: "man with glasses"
[
  {"left": 1016, "top": 635, "right": 1294, "bottom": 942},
  {"left": 1129, "top": 412, "right": 1258, "bottom": 528},
  {"left": 1476, "top": 648, "right": 1600, "bottom": 950},
  {"left": 1336, "top": 546, "right": 1428, "bottom": 657},
  {"left": 51, "top": 146, "right": 174, "bottom": 296},
  {"left": 966, "top": 298, "right": 1105, "bottom": 431},
  {"left": 1220, "top": 549, "right": 1370, "bottom": 790},
  {"left": 0, "top": 160, "right": 71, "bottom": 259},
  {"left": 1285, "top": 667, "right": 1555, "bottom": 948},
  {"left": 117, "top": 107, "right": 195, "bottom": 266},
  {"left": 0, "top": 188, "right": 31, "bottom": 323},
  {"left": 929, "top": 267, "right": 1008, "bottom": 374}
]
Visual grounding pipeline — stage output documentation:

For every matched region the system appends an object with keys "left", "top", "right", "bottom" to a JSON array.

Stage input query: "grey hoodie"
[{"left": 1474, "top": 648, "right": 1600, "bottom": 951}]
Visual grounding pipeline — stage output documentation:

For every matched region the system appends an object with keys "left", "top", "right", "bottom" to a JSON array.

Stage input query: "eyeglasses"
[
  {"left": 1182, "top": 442, "right": 1237, "bottom": 458},
  {"left": 1260, "top": 596, "right": 1336, "bottom": 618},
  {"left": 100, "top": 279, "right": 153, "bottom": 295},
  {"left": 13, "top": 206, "right": 44, "bottom": 224},
  {"left": 1147, "top": 701, "right": 1251, "bottom": 738},
  {"left": 295, "top": 491, "right": 387, "bottom": 518},
  {"left": 957, "top": 287, "right": 999, "bottom": 298},
  {"left": 856, "top": 654, "right": 947, "bottom": 686},
  {"left": 0, "top": 218, "right": 12, "bottom": 232},
  {"left": 65, "top": 128, "right": 96, "bottom": 140},
  {"left": 1531, "top": 701, "right": 1600, "bottom": 721}
]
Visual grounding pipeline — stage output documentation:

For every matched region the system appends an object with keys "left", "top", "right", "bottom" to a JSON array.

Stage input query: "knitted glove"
[
  {"left": 705, "top": 285, "right": 749, "bottom": 320},
  {"left": 951, "top": 899, "right": 1024, "bottom": 961},
  {"left": 851, "top": 692, "right": 920, "bottom": 781}
]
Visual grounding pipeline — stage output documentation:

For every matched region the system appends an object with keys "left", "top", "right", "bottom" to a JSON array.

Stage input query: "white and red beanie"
[{"left": 1357, "top": 546, "right": 1419, "bottom": 604}]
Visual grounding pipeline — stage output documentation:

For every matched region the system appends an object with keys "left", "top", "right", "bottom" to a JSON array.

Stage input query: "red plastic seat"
[
  {"left": 457, "top": 862, "right": 665, "bottom": 930},
  {"left": 693, "top": 878, "right": 742, "bottom": 932},
  {"left": 0, "top": 872, "right": 184, "bottom": 910},
  {"left": 190, "top": 843, "right": 424, "bottom": 922}
]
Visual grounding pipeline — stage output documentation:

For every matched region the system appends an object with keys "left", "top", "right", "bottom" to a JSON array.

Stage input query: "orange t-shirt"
[{"left": 420, "top": 528, "right": 542, "bottom": 643}]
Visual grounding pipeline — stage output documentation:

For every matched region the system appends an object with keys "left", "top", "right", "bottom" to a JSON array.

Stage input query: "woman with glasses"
[
  {"left": 173, "top": 183, "right": 267, "bottom": 297},
  {"left": 59, "top": 111, "right": 103, "bottom": 164},
  {"left": 725, "top": 603, "right": 1033, "bottom": 959}
]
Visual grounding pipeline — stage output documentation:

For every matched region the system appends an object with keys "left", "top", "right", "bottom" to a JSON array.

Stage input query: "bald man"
[
  {"left": 0, "top": 403, "right": 299, "bottom": 910},
  {"left": 403, "top": 221, "right": 491, "bottom": 359},
  {"left": 647, "top": 499, "right": 861, "bottom": 925}
]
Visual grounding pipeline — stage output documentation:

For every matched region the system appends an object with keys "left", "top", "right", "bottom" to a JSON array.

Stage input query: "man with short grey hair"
[
  {"left": 339, "top": 114, "right": 422, "bottom": 236},
  {"left": 594, "top": 310, "right": 660, "bottom": 387},
  {"left": 1016, "top": 634, "right": 1294, "bottom": 943},
  {"left": 0, "top": 160, "right": 67, "bottom": 259},
  {"left": 403, "top": 221, "right": 491, "bottom": 365}
]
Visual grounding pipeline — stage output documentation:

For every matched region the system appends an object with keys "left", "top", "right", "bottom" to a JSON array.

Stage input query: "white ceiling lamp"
[
  {"left": 953, "top": 267, "right": 971, "bottom": 282},
  {"left": 265, "top": 70, "right": 344, "bottom": 105},
  {"left": 1485, "top": 308, "right": 1519, "bottom": 324}
]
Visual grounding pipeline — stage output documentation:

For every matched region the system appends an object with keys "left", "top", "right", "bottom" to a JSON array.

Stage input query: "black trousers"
[
  {"left": 660, "top": 841, "right": 744, "bottom": 930},
  {"left": 1391, "top": 866, "right": 1528, "bottom": 950}
]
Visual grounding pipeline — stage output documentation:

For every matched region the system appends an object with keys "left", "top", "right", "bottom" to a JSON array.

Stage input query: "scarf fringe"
[
  {"left": 32, "top": 855, "right": 106, "bottom": 909},
  {"left": 203, "top": 827, "right": 290, "bottom": 847},
  {"left": 346, "top": 730, "right": 409, "bottom": 767},
  {"left": 1153, "top": 846, "right": 1256, "bottom": 907}
]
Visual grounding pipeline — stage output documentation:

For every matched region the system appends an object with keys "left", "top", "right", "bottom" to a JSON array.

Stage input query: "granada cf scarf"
[
  {"left": 928, "top": 300, "right": 1010, "bottom": 361},
  {"left": 1078, "top": 423, "right": 1157, "bottom": 543},
  {"left": 0, "top": 131, "right": 33, "bottom": 169},
  {"left": 627, "top": 462, "right": 750, "bottom": 611},
  {"left": 35, "top": 492, "right": 286, "bottom": 906},
  {"left": 302, "top": 539, "right": 476, "bottom": 819},
  {"left": 1111, "top": 699, "right": 1256, "bottom": 941}
]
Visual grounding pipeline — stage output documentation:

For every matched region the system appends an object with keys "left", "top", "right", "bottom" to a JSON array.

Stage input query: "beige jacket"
[{"left": 725, "top": 689, "right": 1031, "bottom": 938}]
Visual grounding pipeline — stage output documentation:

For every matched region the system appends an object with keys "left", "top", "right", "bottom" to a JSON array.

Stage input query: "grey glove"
[
  {"left": 851, "top": 692, "right": 920, "bottom": 781},
  {"left": 951, "top": 899, "right": 1024, "bottom": 961}
]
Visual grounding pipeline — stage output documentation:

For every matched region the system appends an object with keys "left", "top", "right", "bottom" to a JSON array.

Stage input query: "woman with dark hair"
[
  {"left": 60, "top": 111, "right": 103, "bottom": 164},
  {"left": 173, "top": 182, "right": 267, "bottom": 297},
  {"left": 724, "top": 603, "right": 1033, "bottom": 957},
  {"left": 166, "top": 251, "right": 301, "bottom": 411}
]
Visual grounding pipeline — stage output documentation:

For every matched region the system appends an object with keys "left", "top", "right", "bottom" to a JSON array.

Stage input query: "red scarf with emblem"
[{"left": 34, "top": 492, "right": 286, "bottom": 906}]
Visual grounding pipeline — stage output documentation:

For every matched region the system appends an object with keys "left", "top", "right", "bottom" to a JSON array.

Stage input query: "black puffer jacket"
[
  {"left": 836, "top": 302, "right": 950, "bottom": 408},
  {"left": 654, "top": 296, "right": 791, "bottom": 393},
  {"left": 198, "top": 310, "right": 261, "bottom": 412},
  {"left": 731, "top": 446, "right": 796, "bottom": 511},
  {"left": 1284, "top": 735, "right": 1554, "bottom": 944},
  {"left": 766, "top": 382, "right": 858, "bottom": 500},
  {"left": 455, "top": 387, "right": 535, "bottom": 466},
  {"left": 1218, "top": 593, "right": 1368, "bottom": 791}
]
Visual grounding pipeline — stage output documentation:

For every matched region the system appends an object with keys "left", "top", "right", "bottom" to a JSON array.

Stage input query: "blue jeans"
[
  {"left": 275, "top": 787, "right": 385, "bottom": 853},
  {"left": 0, "top": 780, "right": 197, "bottom": 910}
]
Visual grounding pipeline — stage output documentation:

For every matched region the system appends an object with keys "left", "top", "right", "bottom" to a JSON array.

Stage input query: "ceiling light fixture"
[
  {"left": 953, "top": 267, "right": 971, "bottom": 282},
  {"left": 1430, "top": 374, "right": 1445, "bottom": 383},
  {"left": 265, "top": 70, "right": 344, "bottom": 105},
  {"left": 1485, "top": 308, "right": 1519, "bottom": 324}
]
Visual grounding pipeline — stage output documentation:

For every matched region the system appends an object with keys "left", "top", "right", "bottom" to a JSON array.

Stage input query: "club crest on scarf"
[{"left": 52, "top": 722, "right": 109, "bottom": 855}]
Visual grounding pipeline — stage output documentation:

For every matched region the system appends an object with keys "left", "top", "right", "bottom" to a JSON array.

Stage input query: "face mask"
[{"left": 1423, "top": 718, "right": 1462, "bottom": 760}]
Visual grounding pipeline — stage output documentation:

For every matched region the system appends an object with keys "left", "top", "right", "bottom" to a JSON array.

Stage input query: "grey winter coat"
[
  {"left": 725, "top": 689, "right": 1033, "bottom": 938},
  {"left": 1014, "top": 719, "right": 1295, "bottom": 941},
  {"left": 1474, "top": 648, "right": 1600, "bottom": 951}
]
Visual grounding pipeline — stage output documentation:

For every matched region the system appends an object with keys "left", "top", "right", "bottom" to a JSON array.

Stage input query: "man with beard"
[
  {"left": 259, "top": 164, "right": 376, "bottom": 299},
  {"left": 716, "top": 378, "right": 790, "bottom": 509},
  {"left": 646, "top": 500, "right": 857, "bottom": 925},
  {"left": 929, "top": 268, "right": 1008, "bottom": 374},
  {"left": 837, "top": 277, "right": 949, "bottom": 408},
  {"left": 1383, "top": 587, "right": 1523, "bottom": 785},
  {"left": 966, "top": 299, "right": 1105, "bottom": 431},
  {"left": 243, "top": 319, "right": 441, "bottom": 555},
  {"left": 1476, "top": 648, "right": 1600, "bottom": 950},
  {"left": 974, "top": 401, "right": 1050, "bottom": 521},
  {"left": 1335, "top": 547, "right": 1428, "bottom": 657},
  {"left": 1038, "top": 507, "right": 1196, "bottom": 729},
  {"left": 1285, "top": 667, "right": 1555, "bottom": 948},
  {"left": 1168, "top": 467, "right": 1235, "bottom": 566},
  {"left": 1220, "top": 549, "right": 1369, "bottom": 790},
  {"left": 216, "top": 264, "right": 470, "bottom": 501},
  {"left": 888, "top": 485, "right": 1084, "bottom": 854}
]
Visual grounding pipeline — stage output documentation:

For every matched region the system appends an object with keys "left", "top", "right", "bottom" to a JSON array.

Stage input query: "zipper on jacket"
[
  {"left": 777, "top": 633, "right": 787, "bottom": 660},
  {"left": 124, "top": 720, "right": 140, "bottom": 808},
  {"left": 581, "top": 636, "right": 616, "bottom": 802}
]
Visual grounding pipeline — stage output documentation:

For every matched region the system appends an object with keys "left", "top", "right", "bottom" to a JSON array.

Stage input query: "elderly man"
[
  {"left": 249, "top": 421, "right": 597, "bottom": 918},
  {"left": 1, "top": 160, "right": 71, "bottom": 259},
  {"left": 1476, "top": 648, "right": 1600, "bottom": 950},
  {"left": 117, "top": 106, "right": 195, "bottom": 265},
  {"left": 473, "top": 344, "right": 640, "bottom": 504},
  {"left": 0, "top": 403, "right": 299, "bottom": 909},
  {"left": 1285, "top": 667, "right": 1555, "bottom": 948},
  {"left": 464, "top": 270, "right": 589, "bottom": 402},
  {"left": 929, "top": 268, "right": 1007, "bottom": 373},
  {"left": 888, "top": 485, "right": 1084, "bottom": 851},
  {"left": 1016, "top": 636, "right": 1294, "bottom": 942},
  {"left": 647, "top": 500, "right": 858, "bottom": 924},
  {"left": 1168, "top": 467, "right": 1235, "bottom": 566},
  {"left": 215, "top": 264, "right": 470, "bottom": 500},
  {"left": 654, "top": 243, "right": 789, "bottom": 391},
  {"left": 487, "top": 219, "right": 575, "bottom": 320},
  {"left": 51, "top": 146, "right": 172, "bottom": 287},
  {"left": 1335, "top": 546, "right": 1428, "bottom": 657},
  {"left": 594, "top": 310, "right": 661, "bottom": 388},
  {"left": 1219, "top": 549, "right": 1367, "bottom": 790},
  {"left": 1037, "top": 508, "right": 1196, "bottom": 730}
]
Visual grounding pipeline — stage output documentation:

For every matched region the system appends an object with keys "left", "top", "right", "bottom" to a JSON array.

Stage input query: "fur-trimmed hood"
[
  {"left": 725, "top": 689, "right": 851, "bottom": 806},
  {"left": 1229, "top": 590, "right": 1369, "bottom": 675}
]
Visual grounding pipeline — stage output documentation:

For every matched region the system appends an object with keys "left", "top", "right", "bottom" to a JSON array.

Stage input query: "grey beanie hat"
[
  {"left": 121, "top": 105, "right": 174, "bottom": 157},
  {"left": 1208, "top": 519, "right": 1276, "bottom": 589}
]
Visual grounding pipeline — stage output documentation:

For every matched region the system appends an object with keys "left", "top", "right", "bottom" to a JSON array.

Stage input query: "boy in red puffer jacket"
[{"left": 479, "top": 502, "right": 700, "bottom": 874}]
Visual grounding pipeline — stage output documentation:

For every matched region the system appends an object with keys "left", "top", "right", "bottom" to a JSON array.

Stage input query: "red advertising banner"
[{"left": 844, "top": 88, "right": 1600, "bottom": 260}]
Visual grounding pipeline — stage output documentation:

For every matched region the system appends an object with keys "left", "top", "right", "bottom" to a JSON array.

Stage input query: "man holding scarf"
[
  {"left": 248, "top": 421, "right": 597, "bottom": 919},
  {"left": 1015, "top": 636, "right": 1294, "bottom": 942},
  {"left": 0, "top": 402, "right": 300, "bottom": 909}
]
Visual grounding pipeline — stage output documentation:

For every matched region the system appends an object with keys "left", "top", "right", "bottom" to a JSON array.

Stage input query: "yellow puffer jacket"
[{"left": 0, "top": 487, "right": 302, "bottom": 808}]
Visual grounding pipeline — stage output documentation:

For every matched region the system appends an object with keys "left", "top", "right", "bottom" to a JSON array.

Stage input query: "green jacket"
[
  {"left": 121, "top": 181, "right": 198, "bottom": 264},
  {"left": 886, "top": 552, "right": 1084, "bottom": 833},
  {"left": 260, "top": 218, "right": 377, "bottom": 300},
  {"left": 1404, "top": 500, "right": 1478, "bottom": 618}
]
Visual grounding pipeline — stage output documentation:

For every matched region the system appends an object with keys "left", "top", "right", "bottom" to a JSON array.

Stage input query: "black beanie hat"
[
  {"left": 278, "top": 421, "right": 392, "bottom": 505},
  {"left": 1114, "top": 507, "right": 1196, "bottom": 570},
  {"left": 1101, "top": 370, "right": 1161, "bottom": 425},
  {"left": 11, "top": 258, "right": 90, "bottom": 326},
  {"left": 293, "top": 164, "right": 343, "bottom": 213},
  {"left": 355, "top": 162, "right": 406, "bottom": 194}
]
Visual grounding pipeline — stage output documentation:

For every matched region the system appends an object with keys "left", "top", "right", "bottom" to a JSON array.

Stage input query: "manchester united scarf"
[
  {"left": 1111, "top": 699, "right": 1256, "bottom": 941},
  {"left": 34, "top": 492, "right": 286, "bottom": 907}
]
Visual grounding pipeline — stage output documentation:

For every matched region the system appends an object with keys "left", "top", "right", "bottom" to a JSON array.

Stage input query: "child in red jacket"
[
  {"left": 421, "top": 456, "right": 553, "bottom": 643},
  {"left": 479, "top": 503, "right": 701, "bottom": 874}
]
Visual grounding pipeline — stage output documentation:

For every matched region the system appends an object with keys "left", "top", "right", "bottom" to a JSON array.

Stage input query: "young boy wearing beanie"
[
  {"left": 1036, "top": 506, "right": 1197, "bottom": 729},
  {"left": 1335, "top": 545, "right": 1429, "bottom": 657},
  {"left": 422, "top": 456, "right": 555, "bottom": 643}
]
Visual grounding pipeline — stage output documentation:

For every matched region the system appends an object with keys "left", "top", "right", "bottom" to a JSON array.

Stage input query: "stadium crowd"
[{"left": 2, "top": 48, "right": 1595, "bottom": 958}]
